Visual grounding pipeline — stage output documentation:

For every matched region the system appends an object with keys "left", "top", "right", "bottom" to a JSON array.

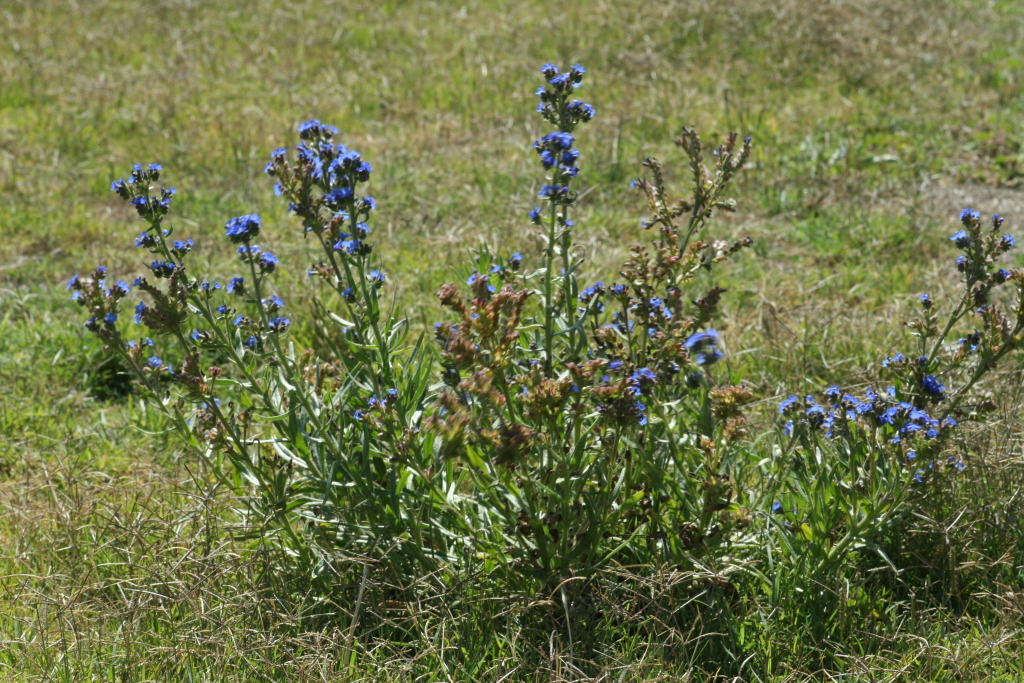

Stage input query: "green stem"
[{"left": 542, "top": 200, "right": 559, "bottom": 375}]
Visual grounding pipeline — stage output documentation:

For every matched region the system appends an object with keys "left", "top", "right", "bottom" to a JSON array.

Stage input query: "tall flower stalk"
[{"left": 530, "top": 63, "right": 595, "bottom": 373}]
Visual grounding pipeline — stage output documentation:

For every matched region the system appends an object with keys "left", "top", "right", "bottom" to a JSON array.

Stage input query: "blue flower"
[
  {"left": 268, "top": 316, "right": 290, "bottom": 332},
  {"left": 540, "top": 63, "right": 559, "bottom": 77},
  {"left": 566, "top": 100, "right": 595, "bottom": 121},
  {"left": 635, "top": 400, "right": 648, "bottom": 426},
  {"left": 368, "top": 270, "right": 386, "bottom": 284},
  {"left": 509, "top": 252, "right": 523, "bottom": 269},
  {"left": 579, "top": 282, "right": 606, "bottom": 304},
  {"left": 264, "top": 294, "right": 285, "bottom": 310},
  {"left": 543, "top": 132, "right": 574, "bottom": 149},
  {"left": 334, "top": 239, "right": 368, "bottom": 255},
  {"left": 147, "top": 356, "right": 162, "bottom": 368},
  {"left": 950, "top": 230, "right": 970, "bottom": 249},
  {"left": 106, "top": 280, "right": 131, "bottom": 297},
  {"left": 881, "top": 352, "right": 905, "bottom": 368},
  {"left": 323, "top": 187, "right": 354, "bottom": 209},
  {"left": 199, "top": 281, "right": 222, "bottom": 292},
  {"left": 995, "top": 268, "right": 1011, "bottom": 284},
  {"left": 150, "top": 261, "right": 176, "bottom": 278},
  {"left": 110, "top": 179, "right": 129, "bottom": 199},
  {"left": 258, "top": 252, "right": 279, "bottom": 273},
  {"left": 805, "top": 404, "right": 826, "bottom": 426},
  {"left": 779, "top": 395, "right": 800, "bottom": 414},
  {"left": 227, "top": 277, "right": 245, "bottom": 294},
  {"left": 539, "top": 185, "right": 568, "bottom": 198},
  {"left": 104, "top": 312, "right": 117, "bottom": 325},
  {"left": 216, "top": 304, "right": 230, "bottom": 315},
  {"left": 630, "top": 367, "right": 658, "bottom": 394},
  {"left": 683, "top": 329, "right": 723, "bottom": 365},
  {"left": 919, "top": 293, "right": 932, "bottom": 308},
  {"left": 529, "top": 207, "right": 542, "bottom": 224},
  {"left": 921, "top": 375, "right": 946, "bottom": 400},
  {"left": 771, "top": 501, "right": 784, "bottom": 514},
  {"left": 135, "top": 231, "right": 158, "bottom": 249},
  {"left": 172, "top": 238, "right": 194, "bottom": 254},
  {"left": 133, "top": 301, "right": 148, "bottom": 324},
  {"left": 1001, "top": 235, "right": 1016, "bottom": 252},
  {"left": 297, "top": 119, "right": 338, "bottom": 140},
  {"left": 959, "top": 208, "right": 980, "bottom": 223},
  {"left": 908, "top": 407, "right": 931, "bottom": 423},
  {"left": 224, "top": 214, "right": 262, "bottom": 243}
]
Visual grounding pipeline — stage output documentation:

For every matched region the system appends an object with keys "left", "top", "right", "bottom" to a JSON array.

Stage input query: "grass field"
[{"left": 4, "top": 0, "right": 1024, "bottom": 680}]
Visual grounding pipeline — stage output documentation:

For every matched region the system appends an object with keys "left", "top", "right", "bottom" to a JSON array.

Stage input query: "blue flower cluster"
[
  {"left": 355, "top": 387, "right": 399, "bottom": 422},
  {"left": 535, "top": 63, "right": 594, "bottom": 128},
  {"left": 110, "top": 164, "right": 176, "bottom": 222},
  {"left": 527, "top": 63, "right": 595, "bottom": 218},
  {"left": 578, "top": 281, "right": 606, "bottom": 313},
  {"left": 225, "top": 214, "right": 262, "bottom": 243},
  {"left": 779, "top": 386, "right": 957, "bottom": 449},
  {"left": 948, "top": 208, "right": 1017, "bottom": 304},
  {"left": 265, "top": 120, "right": 379, "bottom": 273}
]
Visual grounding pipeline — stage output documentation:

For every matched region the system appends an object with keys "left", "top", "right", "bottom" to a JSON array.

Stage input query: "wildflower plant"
[
  {"left": 69, "top": 65, "right": 763, "bottom": 595},
  {"left": 769, "top": 207, "right": 1024, "bottom": 586},
  {"left": 426, "top": 64, "right": 757, "bottom": 590},
  {"left": 72, "top": 132, "right": 471, "bottom": 578}
]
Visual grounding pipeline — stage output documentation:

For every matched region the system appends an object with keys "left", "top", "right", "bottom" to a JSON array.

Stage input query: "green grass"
[{"left": 4, "top": 0, "right": 1024, "bottom": 680}]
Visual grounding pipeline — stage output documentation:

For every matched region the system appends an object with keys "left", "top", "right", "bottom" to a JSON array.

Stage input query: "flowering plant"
[
  {"left": 770, "top": 208, "right": 1024, "bottom": 589},
  {"left": 68, "top": 64, "right": 762, "bottom": 594},
  {"left": 71, "top": 132, "right": 471, "bottom": 577},
  {"left": 426, "top": 65, "right": 759, "bottom": 589}
]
